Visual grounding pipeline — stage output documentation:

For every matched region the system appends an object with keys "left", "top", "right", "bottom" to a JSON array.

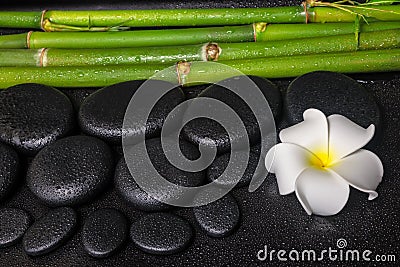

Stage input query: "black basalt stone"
[
  {"left": 0, "top": 208, "right": 30, "bottom": 248},
  {"left": 182, "top": 75, "right": 281, "bottom": 154},
  {"left": 115, "top": 137, "right": 205, "bottom": 211},
  {"left": 0, "top": 143, "right": 19, "bottom": 201},
  {"left": 207, "top": 144, "right": 265, "bottom": 188},
  {"left": 27, "top": 135, "right": 114, "bottom": 206},
  {"left": 193, "top": 193, "right": 240, "bottom": 237},
  {"left": 130, "top": 213, "right": 193, "bottom": 255},
  {"left": 285, "top": 71, "right": 381, "bottom": 129},
  {"left": 22, "top": 207, "right": 77, "bottom": 256},
  {"left": 82, "top": 208, "right": 128, "bottom": 258},
  {"left": 0, "top": 83, "right": 75, "bottom": 155},
  {"left": 78, "top": 80, "right": 185, "bottom": 144}
]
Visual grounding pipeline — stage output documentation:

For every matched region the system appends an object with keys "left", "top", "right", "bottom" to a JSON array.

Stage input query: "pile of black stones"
[{"left": 0, "top": 71, "right": 389, "bottom": 264}]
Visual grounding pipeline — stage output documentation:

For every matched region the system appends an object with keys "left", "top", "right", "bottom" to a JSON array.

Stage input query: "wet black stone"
[
  {"left": 0, "top": 208, "right": 30, "bottom": 248},
  {"left": 82, "top": 208, "right": 128, "bottom": 258},
  {"left": 78, "top": 80, "right": 185, "bottom": 144},
  {"left": 130, "top": 213, "right": 193, "bottom": 255},
  {"left": 286, "top": 71, "right": 381, "bottom": 129},
  {"left": 207, "top": 144, "right": 265, "bottom": 188},
  {"left": 0, "top": 83, "right": 75, "bottom": 155},
  {"left": 193, "top": 193, "right": 240, "bottom": 237},
  {"left": 22, "top": 207, "right": 77, "bottom": 256},
  {"left": 182, "top": 75, "right": 281, "bottom": 154},
  {"left": 183, "top": 84, "right": 210, "bottom": 99},
  {"left": 115, "top": 137, "right": 205, "bottom": 211},
  {"left": 27, "top": 135, "right": 114, "bottom": 206},
  {"left": 0, "top": 143, "right": 19, "bottom": 200}
]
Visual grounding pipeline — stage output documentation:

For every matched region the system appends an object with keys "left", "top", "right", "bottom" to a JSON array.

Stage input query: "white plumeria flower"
[{"left": 265, "top": 108, "right": 383, "bottom": 216}]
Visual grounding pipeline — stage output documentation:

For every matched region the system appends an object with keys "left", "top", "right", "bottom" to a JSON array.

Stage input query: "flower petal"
[
  {"left": 295, "top": 167, "right": 350, "bottom": 216},
  {"left": 265, "top": 143, "right": 320, "bottom": 195},
  {"left": 329, "top": 149, "right": 383, "bottom": 200},
  {"left": 279, "top": 109, "right": 328, "bottom": 155},
  {"left": 327, "top": 114, "right": 375, "bottom": 162}
]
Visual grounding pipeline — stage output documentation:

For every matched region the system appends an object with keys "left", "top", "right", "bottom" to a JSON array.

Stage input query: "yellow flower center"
[{"left": 310, "top": 149, "right": 334, "bottom": 169}]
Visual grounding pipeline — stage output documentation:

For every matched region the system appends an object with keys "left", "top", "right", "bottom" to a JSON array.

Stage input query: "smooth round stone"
[
  {"left": 130, "top": 213, "right": 193, "bottom": 255},
  {"left": 193, "top": 193, "right": 240, "bottom": 237},
  {"left": 79, "top": 80, "right": 185, "bottom": 144},
  {"left": 0, "top": 208, "right": 30, "bottom": 248},
  {"left": 82, "top": 208, "right": 128, "bottom": 258},
  {"left": 22, "top": 207, "right": 77, "bottom": 256},
  {"left": 0, "top": 143, "right": 20, "bottom": 200},
  {"left": 182, "top": 75, "right": 281, "bottom": 154},
  {"left": 115, "top": 137, "right": 205, "bottom": 211},
  {"left": 0, "top": 83, "right": 75, "bottom": 155},
  {"left": 27, "top": 135, "right": 114, "bottom": 206},
  {"left": 207, "top": 144, "right": 265, "bottom": 188},
  {"left": 286, "top": 71, "right": 381, "bottom": 129}
]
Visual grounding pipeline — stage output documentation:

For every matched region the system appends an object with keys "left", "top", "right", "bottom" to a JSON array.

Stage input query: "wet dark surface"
[
  {"left": 0, "top": 0, "right": 399, "bottom": 266},
  {"left": 27, "top": 135, "right": 114, "bottom": 206},
  {"left": 82, "top": 208, "right": 128, "bottom": 258},
  {"left": 193, "top": 193, "right": 240, "bottom": 237},
  {"left": 0, "top": 208, "right": 30, "bottom": 248},
  {"left": 0, "top": 72, "right": 397, "bottom": 266},
  {"left": 130, "top": 212, "right": 193, "bottom": 255},
  {"left": 183, "top": 75, "right": 281, "bottom": 154},
  {"left": 0, "top": 84, "right": 75, "bottom": 156},
  {"left": 0, "top": 143, "right": 19, "bottom": 201},
  {"left": 115, "top": 138, "right": 206, "bottom": 212},
  {"left": 22, "top": 207, "right": 77, "bottom": 256}
]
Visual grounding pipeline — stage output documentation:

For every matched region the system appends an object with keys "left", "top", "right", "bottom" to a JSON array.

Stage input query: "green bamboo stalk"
[
  {"left": 0, "top": 49, "right": 399, "bottom": 88},
  {"left": 1, "top": 21, "right": 399, "bottom": 49},
  {"left": 0, "top": 5, "right": 399, "bottom": 31},
  {"left": 1, "top": 29, "right": 399, "bottom": 67},
  {"left": 0, "top": 25, "right": 254, "bottom": 49},
  {"left": 220, "top": 29, "right": 400, "bottom": 61},
  {"left": 254, "top": 21, "right": 400, "bottom": 41}
]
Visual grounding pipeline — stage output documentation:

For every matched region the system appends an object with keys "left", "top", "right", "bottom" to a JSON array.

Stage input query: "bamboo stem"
[
  {"left": 254, "top": 21, "right": 400, "bottom": 41},
  {"left": 220, "top": 29, "right": 400, "bottom": 61},
  {"left": 0, "top": 49, "right": 399, "bottom": 88},
  {"left": 1, "top": 22, "right": 399, "bottom": 49},
  {"left": 0, "top": 5, "right": 399, "bottom": 31},
  {"left": 1, "top": 29, "right": 399, "bottom": 67},
  {"left": 2, "top": 25, "right": 254, "bottom": 49}
]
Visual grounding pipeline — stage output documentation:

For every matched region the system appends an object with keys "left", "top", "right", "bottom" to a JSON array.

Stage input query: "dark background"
[{"left": 0, "top": 1, "right": 399, "bottom": 266}]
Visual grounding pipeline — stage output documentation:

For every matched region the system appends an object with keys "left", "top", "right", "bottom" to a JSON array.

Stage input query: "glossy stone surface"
[
  {"left": 0, "top": 208, "right": 30, "bottom": 248},
  {"left": 27, "top": 135, "right": 114, "bottom": 206},
  {"left": 182, "top": 75, "right": 281, "bottom": 154},
  {"left": 79, "top": 80, "right": 185, "bottom": 144},
  {"left": 193, "top": 194, "right": 240, "bottom": 237},
  {"left": 82, "top": 208, "right": 128, "bottom": 258},
  {"left": 22, "top": 207, "right": 77, "bottom": 256},
  {"left": 0, "top": 83, "right": 75, "bottom": 155},
  {"left": 0, "top": 143, "right": 19, "bottom": 200},
  {"left": 130, "top": 213, "right": 193, "bottom": 255},
  {"left": 207, "top": 144, "right": 265, "bottom": 188},
  {"left": 286, "top": 71, "right": 381, "bottom": 129},
  {"left": 115, "top": 137, "right": 205, "bottom": 210}
]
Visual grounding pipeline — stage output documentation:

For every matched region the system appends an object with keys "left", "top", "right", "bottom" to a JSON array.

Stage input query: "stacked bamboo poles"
[{"left": 0, "top": 1, "right": 399, "bottom": 88}]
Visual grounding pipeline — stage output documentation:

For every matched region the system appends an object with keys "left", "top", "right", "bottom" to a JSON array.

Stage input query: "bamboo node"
[
  {"left": 40, "top": 10, "right": 48, "bottom": 31},
  {"left": 39, "top": 48, "right": 48, "bottom": 67},
  {"left": 176, "top": 61, "right": 191, "bottom": 85},
  {"left": 253, "top": 23, "right": 267, "bottom": 41},
  {"left": 302, "top": 1, "right": 310, "bottom": 23},
  {"left": 26, "top": 31, "right": 33, "bottom": 49},
  {"left": 205, "top": 43, "right": 221, "bottom": 61}
]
